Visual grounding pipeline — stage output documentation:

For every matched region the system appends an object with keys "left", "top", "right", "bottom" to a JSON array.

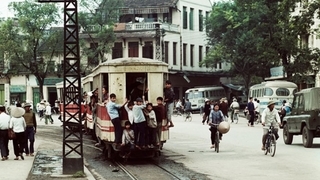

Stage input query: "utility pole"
[{"left": 38, "top": 0, "right": 83, "bottom": 174}]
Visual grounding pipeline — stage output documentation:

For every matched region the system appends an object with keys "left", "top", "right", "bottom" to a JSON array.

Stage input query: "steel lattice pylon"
[{"left": 38, "top": 0, "right": 83, "bottom": 174}]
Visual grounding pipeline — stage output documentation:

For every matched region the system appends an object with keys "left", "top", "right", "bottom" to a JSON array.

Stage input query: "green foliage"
[
  {"left": 79, "top": 0, "right": 123, "bottom": 70},
  {"left": 204, "top": 0, "right": 320, "bottom": 91},
  {"left": 0, "top": 0, "right": 60, "bottom": 98}
]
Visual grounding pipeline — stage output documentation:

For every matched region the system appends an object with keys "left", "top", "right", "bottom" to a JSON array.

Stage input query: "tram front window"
[{"left": 126, "top": 73, "right": 148, "bottom": 101}]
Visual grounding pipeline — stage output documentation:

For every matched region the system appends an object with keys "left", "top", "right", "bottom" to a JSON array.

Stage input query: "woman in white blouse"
[{"left": 9, "top": 107, "right": 26, "bottom": 160}]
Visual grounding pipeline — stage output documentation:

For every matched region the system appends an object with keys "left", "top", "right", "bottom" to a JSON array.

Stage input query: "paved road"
[{"left": 164, "top": 113, "right": 320, "bottom": 180}]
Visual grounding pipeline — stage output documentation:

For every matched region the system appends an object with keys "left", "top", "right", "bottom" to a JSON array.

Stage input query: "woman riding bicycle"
[
  {"left": 261, "top": 101, "right": 281, "bottom": 150},
  {"left": 208, "top": 104, "right": 225, "bottom": 149}
]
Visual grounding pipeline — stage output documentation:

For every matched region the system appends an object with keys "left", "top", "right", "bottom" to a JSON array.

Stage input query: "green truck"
[{"left": 283, "top": 87, "right": 320, "bottom": 148}]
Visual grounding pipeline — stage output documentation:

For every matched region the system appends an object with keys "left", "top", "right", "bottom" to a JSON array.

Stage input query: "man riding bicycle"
[
  {"left": 229, "top": 98, "right": 240, "bottom": 123},
  {"left": 261, "top": 101, "right": 281, "bottom": 150}
]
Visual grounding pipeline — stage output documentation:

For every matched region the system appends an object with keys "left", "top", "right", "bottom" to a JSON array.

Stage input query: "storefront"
[{"left": 10, "top": 85, "right": 26, "bottom": 105}]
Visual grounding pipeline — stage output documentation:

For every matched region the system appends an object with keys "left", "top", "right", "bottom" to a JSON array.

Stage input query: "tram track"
[{"left": 37, "top": 125, "right": 199, "bottom": 180}]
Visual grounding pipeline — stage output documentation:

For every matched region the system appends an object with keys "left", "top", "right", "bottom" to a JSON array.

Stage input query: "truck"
[{"left": 283, "top": 87, "right": 320, "bottom": 148}]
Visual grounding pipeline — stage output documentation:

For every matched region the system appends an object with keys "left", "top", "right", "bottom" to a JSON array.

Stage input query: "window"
[
  {"left": 142, "top": 41, "right": 153, "bottom": 59},
  {"left": 298, "top": 95, "right": 304, "bottom": 109},
  {"left": 199, "top": 10, "right": 203, "bottom": 31},
  {"left": 215, "top": 62, "right": 222, "bottom": 69},
  {"left": 189, "top": 8, "right": 194, "bottom": 30},
  {"left": 183, "top": 7, "right": 187, "bottom": 29},
  {"left": 112, "top": 42, "right": 123, "bottom": 59},
  {"left": 183, "top": 43, "right": 187, "bottom": 66},
  {"left": 173, "top": 42, "right": 177, "bottom": 65},
  {"left": 163, "top": 13, "right": 172, "bottom": 23},
  {"left": 164, "top": 41, "right": 169, "bottom": 63},
  {"left": 276, "top": 88, "right": 290, "bottom": 96},
  {"left": 88, "top": 43, "right": 99, "bottom": 65},
  {"left": 199, "top": 46, "right": 203, "bottom": 67},
  {"left": 128, "top": 42, "right": 139, "bottom": 57},
  {"left": 264, "top": 88, "right": 273, "bottom": 96},
  {"left": 190, "top": 44, "right": 194, "bottom": 66},
  {"left": 205, "top": 11, "right": 210, "bottom": 32}
]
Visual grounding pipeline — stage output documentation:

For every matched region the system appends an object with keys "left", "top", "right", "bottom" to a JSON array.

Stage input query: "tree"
[
  {"left": 0, "top": 0, "right": 60, "bottom": 99},
  {"left": 79, "top": 0, "right": 123, "bottom": 73},
  {"left": 204, "top": 0, "right": 320, "bottom": 93}
]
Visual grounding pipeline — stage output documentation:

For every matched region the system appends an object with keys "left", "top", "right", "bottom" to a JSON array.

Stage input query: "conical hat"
[{"left": 11, "top": 107, "right": 25, "bottom": 118}]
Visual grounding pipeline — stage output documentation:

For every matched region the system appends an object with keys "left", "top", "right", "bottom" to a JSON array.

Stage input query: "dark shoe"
[
  {"left": 19, "top": 154, "right": 24, "bottom": 160},
  {"left": 14, "top": 157, "right": 19, "bottom": 160},
  {"left": 261, "top": 146, "right": 266, "bottom": 150}
]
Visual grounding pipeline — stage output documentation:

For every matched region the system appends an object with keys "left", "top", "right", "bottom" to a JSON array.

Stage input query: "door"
[
  {"left": 0, "top": 85, "right": 4, "bottom": 104},
  {"left": 33, "top": 88, "right": 40, "bottom": 111}
]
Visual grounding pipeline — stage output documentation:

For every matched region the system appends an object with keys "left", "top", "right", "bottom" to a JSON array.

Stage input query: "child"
[
  {"left": 132, "top": 97, "right": 146, "bottom": 149},
  {"left": 143, "top": 103, "right": 157, "bottom": 148},
  {"left": 208, "top": 104, "right": 225, "bottom": 149},
  {"left": 121, "top": 121, "right": 135, "bottom": 158},
  {"left": 124, "top": 101, "right": 134, "bottom": 125},
  {"left": 106, "top": 93, "right": 127, "bottom": 146},
  {"left": 153, "top": 97, "right": 166, "bottom": 147}
]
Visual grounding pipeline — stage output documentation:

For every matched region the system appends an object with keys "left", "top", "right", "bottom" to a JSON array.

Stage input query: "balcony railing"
[{"left": 120, "top": 22, "right": 179, "bottom": 32}]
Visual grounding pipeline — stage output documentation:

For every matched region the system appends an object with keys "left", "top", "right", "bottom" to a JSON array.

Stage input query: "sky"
[{"left": 0, "top": 0, "right": 24, "bottom": 18}]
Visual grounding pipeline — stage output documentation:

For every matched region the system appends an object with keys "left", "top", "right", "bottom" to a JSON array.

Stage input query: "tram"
[
  {"left": 56, "top": 78, "right": 86, "bottom": 130},
  {"left": 87, "top": 57, "right": 169, "bottom": 159},
  {"left": 249, "top": 80, "right": 298, "bottom": 113}
]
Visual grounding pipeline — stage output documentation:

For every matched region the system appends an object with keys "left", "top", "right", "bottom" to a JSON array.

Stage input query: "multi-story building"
[{"left": 81, "top": 0, "right": 230, "bottom": 100}]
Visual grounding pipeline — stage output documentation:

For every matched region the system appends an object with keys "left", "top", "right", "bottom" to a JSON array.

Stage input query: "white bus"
[
  {"left": 185, "top": 86, "right": 227, "bottom": 111},
  {"left": 249, "top": 80, "right": 298, "bottom": 114}
]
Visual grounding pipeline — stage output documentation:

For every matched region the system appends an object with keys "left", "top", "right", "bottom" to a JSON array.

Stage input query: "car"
[{"left": 282, "top": 87, "right": 320, "bottom": 148}]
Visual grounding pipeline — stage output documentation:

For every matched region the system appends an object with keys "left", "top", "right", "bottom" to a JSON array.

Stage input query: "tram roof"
[
  {"left": 250, "top": 80, "right": 297, "bottom": 89},
  {"left": 92, "top": 58, "right": 168, "bottom": 72}
]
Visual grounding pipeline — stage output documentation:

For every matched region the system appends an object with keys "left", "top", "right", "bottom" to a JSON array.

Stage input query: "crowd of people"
[{"left": 0, "top": 102, "right": 37, "bottom": 161}]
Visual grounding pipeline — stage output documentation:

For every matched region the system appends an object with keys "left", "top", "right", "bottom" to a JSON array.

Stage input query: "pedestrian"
[
  {"left": 219, "top": 98, "right": 229, "bottom": 120},
  {"left": 120, "top": 121, "right": 135, "bottom": 158},
  {"left": 247, "top": 97, "right": 255, "bottom": 127},
  {"left": 208, "top": 104, "right": 225, "bottom": 149},
  {"left": 39, "top": 100, "right": 45, "bottom": 121},
  {"left": 54, "top": 100, "right": 60, "bottom": 114},
  {"left": 164, "top": 80, "right": 175, "bottom": 128},
  {"left": 9, "top": 106, "right": 26, "bottom": 160},
  {"left": 124, "top": 101, "right": 134, "bottom": 125},
  {"left": 184, "top": 98, "right": 192, "bottom": 114},
  {"left": 102, "top": 85, "right": 109, "bottom": 104},
  {"left": 0, "top": 105, "right": 10, "bottom": 161},
  {"left": 132, "top": 97, "right": 147, "bottom": 149},
  {"left": 143, "top": 103, "right": 157, "bottom": 148},
  {"left": 202, "top": 99, "right": 211, "bottom": 124},
  {"left": 106, "top": 93, "right": 127, "bottom": 147},
  {"left": 153, "top": 97, "right": 166, "bottom": 147},
  {"left": 45, "top": 102, "right": 53, "bottom": 124},
  {"left": 23, "top": 103, "right": 37, "bottom": 157}
]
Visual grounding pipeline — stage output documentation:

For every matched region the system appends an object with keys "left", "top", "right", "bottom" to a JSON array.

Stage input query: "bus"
[
  {"left": 185, "top": 86, "right": 227, "bottom": 111},
  {"left": 249, "top": 80, "right": 298, "bottom": 114}
]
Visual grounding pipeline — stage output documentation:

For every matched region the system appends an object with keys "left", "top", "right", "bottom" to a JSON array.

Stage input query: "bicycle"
[
  {"left": 184, "top": 110, "right": 192, "bottom": 121},
  {"left": 210, "top": 123, "right": 220, "bottom": 153},
  {"left": 232, "top": 109, "right": 239, "bottom": 124},
  {"left": 254, "top": 112, "right": 261, "bottom": 124},
  {"left": 264, "top": 124, "right": 277, "bottom": 157},
  {"left": 172, "top": 108, "right": 183, "bottom": 117}
]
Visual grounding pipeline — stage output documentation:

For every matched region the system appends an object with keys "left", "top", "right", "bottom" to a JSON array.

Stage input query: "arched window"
[
  {"left": 264, "top": 88, "right": 273, "bottom": 96},
  {"left": 276, "top": 88, "right": 290, "bottom": 96}
]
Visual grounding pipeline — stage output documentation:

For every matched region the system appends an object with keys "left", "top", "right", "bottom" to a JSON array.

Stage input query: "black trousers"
[
  {"left": 13, "top": 132, "right": 25, "bottom": 157},
  {"left": 249, "top": 111, "right": 255, "bottom": 125},
  {"left": 0, "top": 130, "right": 9, "bottom": 157}
]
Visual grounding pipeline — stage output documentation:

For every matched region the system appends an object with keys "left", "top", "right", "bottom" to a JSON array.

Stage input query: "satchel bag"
[{"left": 8, "top": 129, "right": 16, "bottom": 140}]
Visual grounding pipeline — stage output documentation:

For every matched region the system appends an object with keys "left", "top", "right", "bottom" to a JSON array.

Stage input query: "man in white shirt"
[
  {"left": 45, "top": 103, "right": 53, "bottom": 125},
  {"left": 0, "top": 105, "right": 11, "bottom": 160},
  {"left": 261, "top": 101, "right": 281, "bottom": 150}
]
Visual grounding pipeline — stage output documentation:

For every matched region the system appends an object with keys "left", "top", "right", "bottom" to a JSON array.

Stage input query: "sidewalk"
[{"left": 0, "top": 114, "right": 95, "bottom": 180}]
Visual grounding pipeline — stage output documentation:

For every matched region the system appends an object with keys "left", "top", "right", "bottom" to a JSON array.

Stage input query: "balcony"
[{"left": 115, "top": 22, "right": 179, "bottom": 33}]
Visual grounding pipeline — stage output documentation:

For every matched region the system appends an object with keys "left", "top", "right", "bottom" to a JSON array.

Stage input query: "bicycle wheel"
[
  {"left": 270, "top": 134, "right": 276, "bottom": 157},
  {"left": 215, "top": 132, "right": 219, "bottom": 153},
  {"left": 172, "top": 110, "right": 178, "bottom": 117},
  {"left": 264, "top": 137, "right": 269, "bottom": 155},
  {"left": 187, "top": 112, "right": 192, "bottom": 122},
  {"left": 234, "top": 113, "right": 239, "bottom": 124}
]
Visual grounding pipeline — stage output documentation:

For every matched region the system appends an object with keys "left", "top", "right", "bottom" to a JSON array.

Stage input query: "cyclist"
[
  {"left": 175, "top": 99, "right": 183, "bottom": 115},
  {"left": 184, "top": 99, "right": 192, "bottom": 114},
  {"left": 229, "top": 98, "right": 240, "bottom": 123},
  {"left": 261, "top": 101, "right": 281, "bottom": 150},
  {"left": 208, "top": 104, "right": 225, "bottom": 149}
]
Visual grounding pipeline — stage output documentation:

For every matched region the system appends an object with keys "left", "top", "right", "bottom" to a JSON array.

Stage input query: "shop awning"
[
  {"left": 36, "top": 78, "right": 63, "bottom": 86},
  {"left": 10, "top": 85, "right": 26, "bottom": 93}
]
